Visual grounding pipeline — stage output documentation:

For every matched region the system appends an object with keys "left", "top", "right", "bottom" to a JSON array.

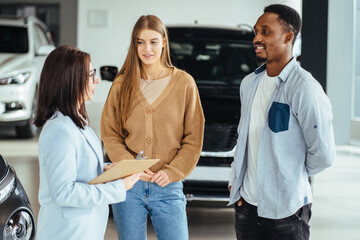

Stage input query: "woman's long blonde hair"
[{"left": 117, "top": 15, "right": 173, "bottom": 137}]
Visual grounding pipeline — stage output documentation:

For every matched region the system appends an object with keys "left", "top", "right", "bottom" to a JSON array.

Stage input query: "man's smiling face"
[{"left": 253, "top": 12, "right": 289, "bottom": 63}]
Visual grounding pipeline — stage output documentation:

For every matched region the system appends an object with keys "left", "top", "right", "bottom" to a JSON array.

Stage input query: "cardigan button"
[
  {"left": 146, "top": 137, "right": 153, "bottom": 144},
  {"left": 146, "top": 107, "right": 152, "bottom": 114}
]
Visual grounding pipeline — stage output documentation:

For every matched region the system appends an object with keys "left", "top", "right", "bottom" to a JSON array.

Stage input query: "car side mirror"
[
  {"left": 100, "top": 66, "right": 118, "bottom": 82},
  {"left": 36, "top": 45, "right": 55, "bottom": 56}
]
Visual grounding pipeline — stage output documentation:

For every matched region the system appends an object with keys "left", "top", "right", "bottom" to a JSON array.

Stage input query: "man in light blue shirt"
[{"left": 228, "top": 4, "right": 336, "bottom": 240}]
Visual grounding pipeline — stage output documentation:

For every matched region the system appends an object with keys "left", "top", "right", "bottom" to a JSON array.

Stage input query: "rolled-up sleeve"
[{"left": 295, "top": 80, "right": 336, "bottom": 176}]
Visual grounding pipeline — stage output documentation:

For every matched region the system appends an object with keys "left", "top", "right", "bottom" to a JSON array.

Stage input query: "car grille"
[
  {"left": 197, "top": 156, "right": 233, "bottom": 167},
  {"left": 202, "top": 124, "right": 238, "bottom": 152},
  {"left": 183, "top": 180, "right": 230, "bottom": 198}
]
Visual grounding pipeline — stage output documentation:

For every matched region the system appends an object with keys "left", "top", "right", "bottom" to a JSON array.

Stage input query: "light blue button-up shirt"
[{"left": 228, "top": 58, "right": 336, "bottom": 219}]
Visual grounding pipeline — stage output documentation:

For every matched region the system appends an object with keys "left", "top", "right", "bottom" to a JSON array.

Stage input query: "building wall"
[{"left": 77, "top": 0, "right": 301, "bottom": 71}]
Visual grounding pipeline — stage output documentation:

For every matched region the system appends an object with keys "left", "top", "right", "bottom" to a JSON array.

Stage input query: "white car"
[{"left": 0, "top": 16, "right": 55, "bottom": 138}]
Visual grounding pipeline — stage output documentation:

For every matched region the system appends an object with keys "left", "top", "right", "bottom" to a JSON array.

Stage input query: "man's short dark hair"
[{"left": 264, "top": 4, "right": 302, "bottom": 43}]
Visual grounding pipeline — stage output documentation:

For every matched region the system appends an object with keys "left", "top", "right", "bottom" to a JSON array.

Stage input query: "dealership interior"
[{"left": 1, "top": 0, "right": 360, "bottom": 239}]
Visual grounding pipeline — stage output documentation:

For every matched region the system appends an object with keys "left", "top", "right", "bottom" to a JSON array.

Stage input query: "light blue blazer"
[{"left": 36, "top": 111, "right": 126, "bottom": 240}]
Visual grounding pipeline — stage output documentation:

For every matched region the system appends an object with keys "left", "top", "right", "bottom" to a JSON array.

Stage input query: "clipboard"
[{"left": 88, "top": 159, "right": 159, "bottom": 184}]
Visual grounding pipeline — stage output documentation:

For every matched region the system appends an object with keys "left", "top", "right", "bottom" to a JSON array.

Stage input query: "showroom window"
[{"left": 354, "top": 0, "right": 360, "bottom": 119}]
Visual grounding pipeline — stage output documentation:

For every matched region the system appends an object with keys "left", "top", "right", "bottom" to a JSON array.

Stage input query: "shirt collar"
[
  {"left": 254, "top": 57, "right": 297, "bottom": 82},
  {"left": 278, "top": 57, "right": 297, "bottom": 82},
  {"left": 255, "top": 64, "right": 266, "bottom": 74}
]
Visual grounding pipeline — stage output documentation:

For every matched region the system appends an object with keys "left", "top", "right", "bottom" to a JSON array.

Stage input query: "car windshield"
[
  {"left": 170, "top": 40, "right": 257, "bottom": 86},
  {"left": 0, "top": 26, "right": 28, "bottom": 53}
]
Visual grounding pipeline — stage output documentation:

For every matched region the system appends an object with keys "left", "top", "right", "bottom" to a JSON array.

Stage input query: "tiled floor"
[{"left": 1, "top": 128, "right": 360, "bottom": 239}]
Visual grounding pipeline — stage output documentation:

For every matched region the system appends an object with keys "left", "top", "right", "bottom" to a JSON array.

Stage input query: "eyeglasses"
[{"left": 89, "top": 69, "right": 96, "bottom": 84}]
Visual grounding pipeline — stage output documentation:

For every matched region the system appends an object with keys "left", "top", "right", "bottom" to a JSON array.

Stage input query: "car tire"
[{"left": 15, "top": 95, "right": 37, "bottom": 139}]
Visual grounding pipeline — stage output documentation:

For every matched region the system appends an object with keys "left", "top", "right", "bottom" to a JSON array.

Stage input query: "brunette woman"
[{"left": 35, "top": 45, "right": 139, "bottom": 240}]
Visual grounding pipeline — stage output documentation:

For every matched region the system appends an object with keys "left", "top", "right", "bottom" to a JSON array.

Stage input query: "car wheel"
[{"left": 15, "top": 96, "right": 37, "bottom": 139}]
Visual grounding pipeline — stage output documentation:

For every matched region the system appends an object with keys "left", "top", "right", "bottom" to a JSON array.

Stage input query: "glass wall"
[{"left": 354, "top": 0, "right": 360, "bottom": 118}]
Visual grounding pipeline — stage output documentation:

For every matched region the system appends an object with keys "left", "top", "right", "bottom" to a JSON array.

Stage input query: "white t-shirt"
[
  {"left": 240, "top": 71, "right": 278, "bottom": 206},
  {"left": 140, "top": 74, "right": 172, "bottom": 105}
]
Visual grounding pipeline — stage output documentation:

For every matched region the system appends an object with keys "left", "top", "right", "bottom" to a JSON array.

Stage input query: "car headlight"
[
  {"left": 0, "top": 72, "right": 31, "bottom": 85},
  {"left": 0, "top": 175, "right": 15, "bottom": 204},
  {"left": 3, "top": 211, "right": 33, "bottom": 240}
]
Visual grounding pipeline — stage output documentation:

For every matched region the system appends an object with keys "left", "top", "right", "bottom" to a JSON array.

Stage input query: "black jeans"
[{"left": 234, "top": 199, "right": 312, "bottom": 240}]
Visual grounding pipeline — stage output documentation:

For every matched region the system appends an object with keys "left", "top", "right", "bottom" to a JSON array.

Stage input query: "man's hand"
[
  {"left": 228, "top": 186, "right": 242, "bottom": 206},
  {"left": 150, "top": 170, "right": 170, "bottom": 187},
  {"left": 123, "top": 173, "right": 140, "bottom": 190},
  {"left": 237, "top": 198, "right": 243, "bottom": 207}
]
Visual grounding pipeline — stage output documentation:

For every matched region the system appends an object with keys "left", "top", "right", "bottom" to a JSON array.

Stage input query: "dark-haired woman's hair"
[
  {"left": 34, "top": 45, "right": 90, "bottom": 129},
  {"left": 264, "top": 4, "right": 302, "bottom": 45}
]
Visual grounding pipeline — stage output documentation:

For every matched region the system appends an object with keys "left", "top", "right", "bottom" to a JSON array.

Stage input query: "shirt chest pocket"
[{"left": 268, "top": 102, "right": 290, "bottom": 133}]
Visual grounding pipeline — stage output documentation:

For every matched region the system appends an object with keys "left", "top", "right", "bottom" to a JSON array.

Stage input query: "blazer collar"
[{"left": 79, "top": 126, "right": 103, "bottom": 173}]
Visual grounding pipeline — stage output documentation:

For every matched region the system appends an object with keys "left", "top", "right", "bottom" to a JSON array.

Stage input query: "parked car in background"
[
  {"left": 168, "top": 25, "right": 258, "bottom": 202},
  {"left": 87, "top": 25, "right": 258, "bottom": 204},
  {"left": 0, "top": 154, "right": 35, "bottom": 239},
  {"left": 0, "top": 15, "right": 55, "bottom": 138}
]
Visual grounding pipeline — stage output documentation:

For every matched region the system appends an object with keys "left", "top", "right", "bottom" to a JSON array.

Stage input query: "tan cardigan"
[{"left": 101, "top": 68, "right": 205, "bottom": 182}]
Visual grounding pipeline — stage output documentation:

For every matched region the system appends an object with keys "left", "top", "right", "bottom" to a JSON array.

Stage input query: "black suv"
[{"left": 168, "top": 26, "right": 258, "bottom": 202}]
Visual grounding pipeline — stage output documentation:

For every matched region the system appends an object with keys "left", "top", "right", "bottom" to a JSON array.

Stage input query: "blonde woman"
[{"left": 101, "top": 15, "right": 205, "bottom": 240}]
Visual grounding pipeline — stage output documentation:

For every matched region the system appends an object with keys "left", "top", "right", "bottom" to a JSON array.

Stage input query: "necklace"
[
  {"left": 142, "top": 68, "right": 168, "bottom": 88},
  {"left": 143, "top": 79, "right": 152, "bottom": 88}
]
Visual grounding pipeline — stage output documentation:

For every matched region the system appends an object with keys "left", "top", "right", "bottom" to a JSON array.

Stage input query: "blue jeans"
[
  {"left": 235, "top": 199, "right": 311, "bottom": 240},
  {"left": 112, "top": 181, "right": 188, "bottom": 240}
]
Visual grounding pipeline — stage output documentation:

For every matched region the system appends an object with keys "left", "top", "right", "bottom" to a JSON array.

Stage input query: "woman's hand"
[
  {"left": 151, "top": 170, "right": 170, "bottom": 187},
  {"left": 123, "top": 173, "right": 141, "bottom": 190},
  {"left": 139, "top": 169, "right": 154, "bottom": 181},
  {"left": 103, "top": 162, "right": 116, "bottom": 172}
]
